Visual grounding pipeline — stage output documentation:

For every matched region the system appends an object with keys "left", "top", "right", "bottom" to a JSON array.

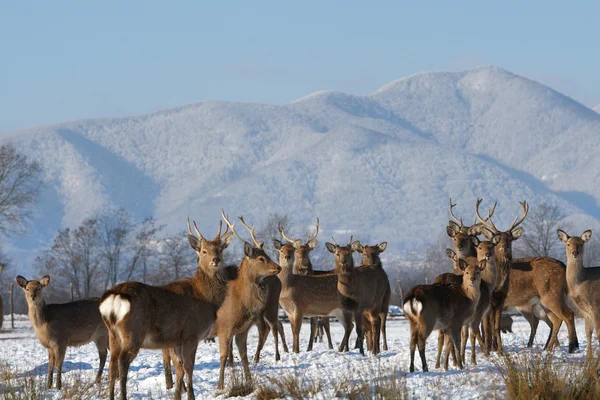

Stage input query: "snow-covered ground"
[{"left": 0, "top": 314, "right": 589, "bottom": 398}]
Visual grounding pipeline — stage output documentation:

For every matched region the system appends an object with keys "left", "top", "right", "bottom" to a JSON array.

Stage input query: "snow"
[
  {"left": 0, "top": 313, "right": 590, "bottom": 398},
  {"left": 593, "top": 104, "right": 600, "bottom": 113},
  {"left": 4, "top": 66, "right": 600, "bottom": 274}
]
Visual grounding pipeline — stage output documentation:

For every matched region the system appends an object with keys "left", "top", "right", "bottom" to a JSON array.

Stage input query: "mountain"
[
  {"left": 6, "top": 66, "right": 600, "bottom": 272},
  {"left": 594, "top": 104, "right": 600, "bottom": 113}
]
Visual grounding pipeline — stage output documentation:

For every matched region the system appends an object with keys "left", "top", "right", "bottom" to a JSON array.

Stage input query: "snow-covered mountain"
[
  {"left": 593, "top": 104, "right": 600, "bottom": 113},
  {"left": 6, "top": 66, "right": 600, "bottom": 270}
]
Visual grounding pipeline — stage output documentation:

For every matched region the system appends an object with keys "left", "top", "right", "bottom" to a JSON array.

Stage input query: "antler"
[
  {"left": 278, "top": 222, "right": 297, "bottom": 244},
  {"left": 213, "top": 220, "right": 223, "bottom": 241},
  {"left": 475, "top": 198, "right": 499, "bottom": 233},
  {"left": 348, "top": 235, "right": 353, "bottom": 246},
  {"left": 331, "top": 236, "right": 339, "bottom": 246},
  {"left": 306, "top": 217, "right": 319, "bottom": 243},
  {"left": 221, "top": 210, "right": 245, "bottom": 244},
  {"left": 508, "top": 201, "right": 529, "bottom": 232},
  {"left": 187, "top": 217, "right": 205, "bottom": 240},
  {"left": 239, "top": 216, "right": 262, "bottom": 249},
  {"left": 449, "top": 198, "right": 464, "bottom": 227}
]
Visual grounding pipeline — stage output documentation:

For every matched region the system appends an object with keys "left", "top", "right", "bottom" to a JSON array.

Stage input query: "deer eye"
[{"left": 259, "top": 257, "right": 266, "bottom": 263}]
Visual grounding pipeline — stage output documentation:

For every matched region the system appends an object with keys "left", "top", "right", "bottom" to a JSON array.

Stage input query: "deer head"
[
  {"left": 326, "top": 236, "right": 355, "bottom": 273},
  {"left": 222, "top": 211, "right": 281, "bottom": 279},
  {"left": 294, "top": 218, "right": 319, "bottom": 273},
  {"left": 474, "top": 199, "right": 528, "bottom": 260},
  {"left": 187, "top": 217, "right": 233, "bottom": 272},
  {"left": 352, "top": 241, "right": 387, "bottom": 266},
  {"left": 557, "top": 229, "right": 592, "bottom": 261},
  {"left": 16, "top": 275, "right": 50, "bottom": 305},
  {"left": 458, "top": 258, "right": 487, "bottom": 284},
  {"left": 447, "top": 199, "right": 484, "bottom": 255}
]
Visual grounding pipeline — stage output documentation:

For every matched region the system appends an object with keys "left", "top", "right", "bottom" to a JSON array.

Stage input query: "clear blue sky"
[{"left": 1, "top": 1, "right": 598, "bottom": 133}]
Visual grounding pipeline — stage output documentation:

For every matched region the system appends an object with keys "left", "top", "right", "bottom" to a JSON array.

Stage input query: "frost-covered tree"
[{"left": 514, "top": 202, "right": 572, "bottom": 259}]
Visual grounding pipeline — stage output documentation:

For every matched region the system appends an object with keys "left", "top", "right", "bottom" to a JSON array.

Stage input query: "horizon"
[{"left": 1, "top": 2, "right": 598, "bottom": 133}]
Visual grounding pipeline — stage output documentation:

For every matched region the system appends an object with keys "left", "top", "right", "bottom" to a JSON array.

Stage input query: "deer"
[
  {"left": 557, "top": 229, "right": 600, "bottom": 359},
  {"left": 351, "top": 241, "right": 391, "bottom": 352},
  {"left": 326, "top": 237, "right": 389, "bottom": 355},
  {"left": 99, "top": 218, "right": 233, "bottom": 400},
  {"left": 475, "top": 199, "right": 578, "bottom": 354},
  {"left": 404, "top": 258, "right": 486, "bottom": 372},
  {"left": 16, "top": 275, "right": 108, "bottom": 390},
  {"left": 279, "top": 219, "right": 335, "bottom": 351},
  {"left": 216, "top": 213, "right": 282, "bottom": 390},
  {"left": 274, "top": 229, "right": 353, "bottom": 354}
]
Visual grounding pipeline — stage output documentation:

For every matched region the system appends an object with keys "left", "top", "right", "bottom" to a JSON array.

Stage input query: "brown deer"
[
  {"left": 404, "top": 258, "right": 486, "bottom": 372},
  {"left": 326, "top": 237, "right": 388, "bottom": 355},
  {"left": 476, "top": 199, "right": 578, "bottom": 354},
  {"left": 16, "top": 275, "right": 108, "bottom": 390},
  {"left": 351, "top": 241, "right": 391, "bottom": 352},
  {"left": 557, "top": 229, "right": 599, "bottom": 359},
  {"left": 100, "top": 218, "right": 233, "bottom": 400},
  {"left": 216, "top": 213, "right": 282, "bottom": 390},
  {"left": 275, "top": 230, "right": 353, "bottom": 354},
  {"left": 279, "top": 219, "right": 334, "bottom": 351}
]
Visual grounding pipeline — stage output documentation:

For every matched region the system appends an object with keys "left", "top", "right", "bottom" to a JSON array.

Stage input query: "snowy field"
[{"left": 0, "top": 314, "right": 589, "bottom": 399}]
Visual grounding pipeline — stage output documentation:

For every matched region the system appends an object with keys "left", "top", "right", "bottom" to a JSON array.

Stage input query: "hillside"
[{"left": 5, "top": 66, "right": 600, "bottom": 271}]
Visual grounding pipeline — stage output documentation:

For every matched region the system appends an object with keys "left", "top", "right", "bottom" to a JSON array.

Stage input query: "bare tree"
[
  {"left": 159, "top": 231, "right": 193, "bottom": 282},
  {"left": 514, "top": 202, "right": 572, "bottom": 259},
  {"left": 123, "top": 217, "right": 163, "bottom": 282},
  {"left": 0, "top": 144, "right": 43, "bottom": 237},
  {"left": 98, "top": 208, "right": 131, "bottom": 288},
  {"left": 256, "top": 214, "right": 294, "bottom": 260}
]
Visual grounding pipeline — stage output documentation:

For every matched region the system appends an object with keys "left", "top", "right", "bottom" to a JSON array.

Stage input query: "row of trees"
[{"left": 33, "top": 209, "right": 196, "bottom": 306}]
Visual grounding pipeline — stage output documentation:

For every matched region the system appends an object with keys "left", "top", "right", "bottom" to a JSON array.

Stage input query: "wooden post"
[
  {"left": 10, "top": 282, "right": 14, "bottom": 329},
  {"left": 70, "top": 282, "right": 74, "bottom": 301}
]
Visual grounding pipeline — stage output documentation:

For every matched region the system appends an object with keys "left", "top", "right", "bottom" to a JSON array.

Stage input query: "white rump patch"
[
  {"left": 404, "top": 299, "right": 422, "bottom": 316},
  {"left": 412, "top": 299, "right": 423, "bottom": 315},
  {"left": 99, "top": 294, "right": 131, "bottom": 323}
]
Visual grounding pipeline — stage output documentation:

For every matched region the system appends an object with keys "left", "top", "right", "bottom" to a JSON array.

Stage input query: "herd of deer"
[{"left": 12, "top": 200, "right": 600, "bottom": 399}]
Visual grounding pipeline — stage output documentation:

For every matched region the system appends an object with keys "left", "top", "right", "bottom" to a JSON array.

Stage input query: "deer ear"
[
  {"left": 16, "top": 275, "right": 28, "bottom": 289},
  {"left": 478, "top": 260, "right": 487, "bottom": 271},
  {"left": 293, "top": 239, "right": 302, "bottom": 249},
  {"left": 581, "top": 230, "right": 592, "bottom": 242},
  {"left": 458, "top": 258, "right": 468, "bottom": 271},
  {"left": 244, "top": 242, "right": 254, "bottom": 258},
  {"left": 468, "top": 224, "right": 481, "bottom": 236},
  {"left": 188, "top": 235, "right": 201, "bottom": 251},
  {"left": 445, "top": 248, "right": 456, "bottom": 260},
  {"left": 481, "top": 228, "right": 495, "bottom": 240},
  {"left": 378, "top": 242, "right": 388, "bottom": 253},
  {"left": 557, "top": 229, "right": 569, "bottom": 243},
  {"left": 491, "top": 234, "right": 501, "bottom": 245},
  {"left": 308, "top": 239, "right": 318, "bottom": 250},
  {"left": 40, "top": 275, "right": 50, "bottom": 287},
  {"left": 446, "top": 226, "right": 457, "bottom": 238},
  {"left": 325, "top": 242, "right": 336, "bottom": 254},
  {"left": 511, "top": 227, "right": 523, "bottom": 240},
  {"left": 273, "top": 239, "right": 283, "bottom": 250},
  {"left": 351, "top": 241, "right": 363, "bottom": 253},
  {"left": 470, "top": 236, "right": 480, "bottom": 247},
  {"left": 220, "top": 232, "right": 233, "bottom": 249}
]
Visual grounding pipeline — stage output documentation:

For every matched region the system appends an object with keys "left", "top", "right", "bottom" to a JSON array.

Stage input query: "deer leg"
[
  {"left": 235, "top": 330, "right": 251, "bottom": 383},
  {"left": 55, "top": 344, "right": 66, "bottom": 390},
  {"left": 450, "top": 325, "right": 464, "bottom": 370},
  {"left": 47, "top": 349, "right": 55, "bottom": 388},
  {"left": 307, "top": 317, "right": 317, "bottom": 351},
  {"left": 277, "top": 320, "right": 289, "bottom": 353},
  {"left": 473, "top": 322, "right": 487, "bottom": 359},
  {"left": 290, "top": 313, "right": 302, "bottom": 353},
  {"left": 171, "top": 349, "right": 186, "bottom": 400},
  {"left": 162, "top": 349, "right": 174, "bottom": 390},
  {"left": 460, "top": 325, "right": 468, "bottom": 364},
  {"left": 409, "top": 324, "right": 417, "bottom": 373},
  {"left": 108, "top": 333, "right": 120, "bottom": 400},
  {"left": 354, "top": 311, "right": 365, "bottom": 355},
  {"left": 380, "top": 312, "right": 388, "bottom": 351},
  {"left": 519, "top": 307, "right": 538, "bottom": 347},
  {"left": 435, "top": 330, "right": 444, "bottom": 369},
  {"left": 584, "top": 316, "right": 594, "bottom": 360},
  {"left": 218, "top": 334, "right": 233, "bottom": 390},
  {"left": 182, "top": 341, "right": 198, "bottom": 400},
  {"left": 323, "top": 317, "right": 334, "bottom": 350},
  {"left": 338, "top": 312, "right": 353, "bottom": 352},
  {"left": 443, "top": 334, "right": 452, "bottom": 371},
  {"left": 94, "top": 337, "right": 108, "bottom": 383},
  {"left": 118, "top": 343, "right": 139, "bottom": 400},
  {"left": 266, "top": 317, "right": 281, "bottom": 362},
  {"left": 494, "top": 306, "right": 504, "bottom": 355},
  {"left": 417, "top": 331, "right": 428, "bottom": 372},
  {"left": 253, "top": 317, "right": 269, "bottom": 364}
]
